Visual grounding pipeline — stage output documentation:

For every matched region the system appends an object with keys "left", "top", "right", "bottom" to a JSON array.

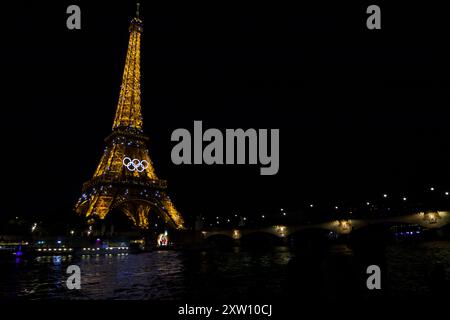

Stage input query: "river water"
[{"left": 0, "top": 240, "right": 448, "bottom": 300}]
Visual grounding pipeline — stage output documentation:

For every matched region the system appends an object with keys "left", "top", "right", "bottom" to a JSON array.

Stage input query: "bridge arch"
[
  {"left": 204, "top": 233, "right": 234, "bottom": 247},
  {"left": 240, "top": 231, "right": 285, "bottom": 248},
  {"left": 288, "top": 228, "right": 333, "bottom": 251}
]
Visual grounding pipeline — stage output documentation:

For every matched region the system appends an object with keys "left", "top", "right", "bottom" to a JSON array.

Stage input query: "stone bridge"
[{"left": 200, "top": 211, "right": 450, "bottom": 240}]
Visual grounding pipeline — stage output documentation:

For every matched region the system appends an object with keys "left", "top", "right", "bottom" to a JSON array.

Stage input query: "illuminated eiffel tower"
[{"left": 75, "top": 5, "right": 184, "bottom": 230}]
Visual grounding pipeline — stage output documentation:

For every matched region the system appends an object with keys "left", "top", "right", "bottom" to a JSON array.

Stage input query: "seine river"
[{"left": 0, "top": 241, "right": 448, "bottom": 300}]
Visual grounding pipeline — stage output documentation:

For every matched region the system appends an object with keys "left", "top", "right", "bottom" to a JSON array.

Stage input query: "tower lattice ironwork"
[{"left": 75, "top": 8, "right": 184, "bottom": 230}]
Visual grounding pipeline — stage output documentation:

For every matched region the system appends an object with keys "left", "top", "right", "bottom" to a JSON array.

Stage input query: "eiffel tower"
[{"left": 75, "top": 5, "right": 184, "bottom": 230}]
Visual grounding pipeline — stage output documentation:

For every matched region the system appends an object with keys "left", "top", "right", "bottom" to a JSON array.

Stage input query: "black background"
[{"left": 1, "top": 1, "right": 450, "bottom": 225}]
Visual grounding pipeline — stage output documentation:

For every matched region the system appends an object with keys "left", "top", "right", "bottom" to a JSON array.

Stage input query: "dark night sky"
[{"left": 1, "top": 2, "right": 450, "bottom": 223}]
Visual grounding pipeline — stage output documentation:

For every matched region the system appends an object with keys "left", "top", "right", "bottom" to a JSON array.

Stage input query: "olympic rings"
[{"left": 122, "top": 157, "right": 149, "bottom": 172}]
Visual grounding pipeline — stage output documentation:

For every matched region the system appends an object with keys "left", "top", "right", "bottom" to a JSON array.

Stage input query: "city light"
[{"left": 383, "top": 194, "right": 388, "bottom": 198}]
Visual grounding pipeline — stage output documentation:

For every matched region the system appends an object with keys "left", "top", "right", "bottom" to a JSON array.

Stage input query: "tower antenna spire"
[{"left": 136, "top": 2, "right": 140, "bottom": 18}]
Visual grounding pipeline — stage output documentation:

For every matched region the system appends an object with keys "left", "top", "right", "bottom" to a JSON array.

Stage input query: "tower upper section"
[{"left": 113, "top": 8, "right": 144, "bottom": 132}]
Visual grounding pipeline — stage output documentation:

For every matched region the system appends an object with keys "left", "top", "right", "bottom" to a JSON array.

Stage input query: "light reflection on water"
[{"left": 0, "top": 241, "right": 448, "bottom": 300}]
